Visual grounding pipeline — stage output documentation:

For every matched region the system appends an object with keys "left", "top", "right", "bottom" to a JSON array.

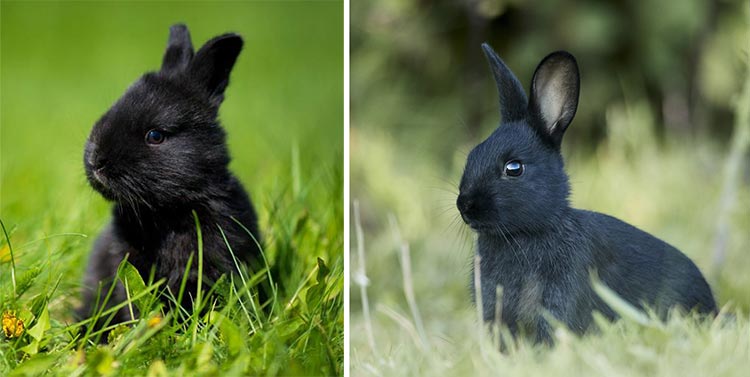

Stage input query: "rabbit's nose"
[{"left": 457, "top": 194, "right": 474, "bottom": 214}]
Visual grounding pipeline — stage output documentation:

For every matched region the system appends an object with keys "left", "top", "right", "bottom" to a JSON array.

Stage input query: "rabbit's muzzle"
[{"left": 457, "top": 192, "right": 492, "bottom": 230}]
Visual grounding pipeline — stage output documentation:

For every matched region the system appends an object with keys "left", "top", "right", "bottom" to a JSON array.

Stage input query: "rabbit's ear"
[
  {"left": 481, "top": 43, "right": 528, "bottom": 124},
  {"left": 161, "top": 24, "right": 194, "bottom": 74},
  {"left": 189, "top": 33, "right": 243, "bottom": 106},
  {"left": 528, "top": 51, "right": 580, "bottom": 148}
]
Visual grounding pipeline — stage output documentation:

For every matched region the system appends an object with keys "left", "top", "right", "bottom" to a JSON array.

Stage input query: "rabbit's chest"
[
  {"left": 124, "top": 231, "right": 195, "bottom": 274},
  {"left": 126, "top": 228, "right": 225, "bottom": 282},
  {"left": 475, "top": 236, "right": 589, "bottom": 324}
]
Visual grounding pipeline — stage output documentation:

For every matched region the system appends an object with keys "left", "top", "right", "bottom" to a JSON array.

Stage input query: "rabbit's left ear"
[
  {"left": 161, "top": 24, "right": 194, "bottom": 74},
  {"left": 481, "top": 43, "right": 528, "bottom": 124},
  {"left": 189, "top": 33, "right": 243, "bottom": 106},
  {"left": 528, "top": 51, "right": 579, "bottom": 148}
]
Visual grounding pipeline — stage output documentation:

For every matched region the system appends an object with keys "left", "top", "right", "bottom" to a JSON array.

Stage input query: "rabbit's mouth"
[
  {"left": 465, "top": 221, "right": 492, "bottom": 233},
  {"left": 92, "top": 169, "right": 105, "bottom": 185},
  {"left": 459, "top": 212, "right": 490, "bottom": 232},
  {"left": 85, "top": 167, "right": 117, "bottom": 201},
  {"left": 459, "top": 212, "right": 476, "bottom": 228},
  {"left": 459, "top": 211, "right": 508, "bottom": 234},
  {"left": 84, "top": 150, "right": 115, "bottom": 198}
]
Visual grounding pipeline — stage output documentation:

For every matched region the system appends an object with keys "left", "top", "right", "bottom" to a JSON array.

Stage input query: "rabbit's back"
[{"left": 580, "top": 210, "right": 717, "bottom": 316}]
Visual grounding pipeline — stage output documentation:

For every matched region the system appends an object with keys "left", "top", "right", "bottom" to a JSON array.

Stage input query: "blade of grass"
[
  {"left": 388, "top": 214, "right": 428, "bottom": 350},
  {"left": 0, "top": 218, "right": 17, "bottom": 300},
  {"left": 353, "top": 200, "right": 378, "bottom": 357},
  {"left": 230, "top": 215, "right": 278, "bottom": 314},
  {"left": 712, "top": 40, "right": 750, "bottom": 279},
  {"left": 192, "top": 210, "right": 204, "bottom": 322},
  {"left": 218, "top": 225, "right": 261, "bottom": 331}
]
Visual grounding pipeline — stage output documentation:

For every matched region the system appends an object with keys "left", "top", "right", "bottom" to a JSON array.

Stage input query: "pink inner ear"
[
  {"left": 538, "top": 82, "right": 564, "bottom": 125},
  {"left": 535, "top": 68, "right": 574, "bottom": 133}
]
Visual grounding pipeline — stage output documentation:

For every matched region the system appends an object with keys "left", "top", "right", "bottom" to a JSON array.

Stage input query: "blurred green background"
[
  {"left": 2, "top": 1, "right": 342, "bottom": 221},
  {"left": 1, "top": 1, "right": 342, "bottom": 374},
  {"left": 353, "top": 0, "right": 747, "bottom": 153},
  {"left": 351, "top": 0, "right": 749, "bottom": 374}
]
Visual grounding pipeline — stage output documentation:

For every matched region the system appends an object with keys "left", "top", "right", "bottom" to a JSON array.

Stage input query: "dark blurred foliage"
[{"left": 352, "top": 0, "right": 748, "bottom": 162}]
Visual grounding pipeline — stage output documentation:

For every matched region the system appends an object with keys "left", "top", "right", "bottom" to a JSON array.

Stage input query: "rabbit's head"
[
  {"left": 457, "top": 44, "right": 580, "bottom": 235},
  {"left": 84, "top": 24, "right": 243, "bottom": 208}
]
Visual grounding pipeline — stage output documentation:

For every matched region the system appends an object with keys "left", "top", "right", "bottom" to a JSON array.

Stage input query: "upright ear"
[
  {"left": 528, "top": 51, "right": 580, "bottom": 148},
  {"left": 481, "top": 43, "right": 528, "bottom": 124},
  {"left": 189, "top": 33, "right": 243, "bottom": 106},
  {"left": 161, "top": 24, "right": 194, "bottom": 74}
]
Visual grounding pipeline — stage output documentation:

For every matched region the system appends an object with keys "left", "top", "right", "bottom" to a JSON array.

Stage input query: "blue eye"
[
  {"left": 504, "top": 160, "right": 524, "bottom": 177},
  {"left": 145, "top": 129, "right": 165, "bottom": 145}
]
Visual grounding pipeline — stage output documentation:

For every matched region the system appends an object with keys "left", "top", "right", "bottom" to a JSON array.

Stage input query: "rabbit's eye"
[
  {"left": 145, "top": 130, "right": 165, "bottom": 145},
  {"left": 504, "top": 160, "right": 524, "bottom": 177}
]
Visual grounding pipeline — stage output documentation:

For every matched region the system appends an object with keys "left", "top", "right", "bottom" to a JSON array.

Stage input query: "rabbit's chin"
[
  {"left": 463, "top": 219, "right": 521, "bottom": 237},
  {"left": 89, "top": 181, "right": 117, "bottom": 202},
  {"left": 460, "top": 212, "right": 502, "bottom": 234},
  {"left": 85, "top": 171, "right": 143, "bottom": 205},
  {"left": 462, "top": 219, "right": 495, "bottom": 234}
]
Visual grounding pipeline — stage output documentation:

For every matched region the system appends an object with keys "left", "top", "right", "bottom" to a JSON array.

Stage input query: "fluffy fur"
[
  {"left": 457, "top": 44, "right": 716, "bottom": 345},
  {"left": 79, "top": 24, "right": 262, "bottom": 326}
]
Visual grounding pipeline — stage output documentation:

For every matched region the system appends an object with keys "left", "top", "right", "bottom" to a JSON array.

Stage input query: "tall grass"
[{"left": 0, "top": 152, "right": 343, "bottom": 375}]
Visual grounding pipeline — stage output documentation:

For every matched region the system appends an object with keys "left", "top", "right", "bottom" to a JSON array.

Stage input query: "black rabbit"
[
  {"left": 79, "top": 24, "right": 262, "bottom": 328},
  {"left": 457, "top": 44, "right": 716, "bottom": 345}
]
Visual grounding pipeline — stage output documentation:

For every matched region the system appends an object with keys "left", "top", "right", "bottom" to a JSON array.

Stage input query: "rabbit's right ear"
[
  {"left": 161, "top": 24, "right": 194, "bottom": 74},
  {"left": 528, "top": 51, "right": 580, "bottom": 148},
  {"left": 481, "top": 43, "right": 528, "bottom": 124},
  {"left": 188, "top": 33, "right": 243, "bottom": 107}
]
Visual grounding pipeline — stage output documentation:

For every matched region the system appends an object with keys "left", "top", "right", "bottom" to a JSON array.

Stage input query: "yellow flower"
[
  {"left": 0, "top": 244, "right": 11, "bottom": 263},
  {"left": 147, "top": 315, "right": 162, "bottom": 328},
  {"left": 2, "top": 311, "right": 24, "bottom": 338}
]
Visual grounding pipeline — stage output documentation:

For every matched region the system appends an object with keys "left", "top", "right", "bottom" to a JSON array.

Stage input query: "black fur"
[
  {"left": 79, "top": 24, "right": 262, "bottom": 327},
  {"left": 457, "top": 44, "right": 716, "bottom": 345}
]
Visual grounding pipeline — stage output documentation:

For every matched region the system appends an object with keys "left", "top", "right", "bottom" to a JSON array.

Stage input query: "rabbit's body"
[
  {"left": 476, "top": 209, "right": 715, "bottom": 343},
  {"left": 79, "top": 24, "right": 261, "bottom": 327},
  {"left": 459, "top": 45, "right": 715, "bottom": 345},
  {"left": 82, "top": 181, "right": 258, "bottom": 324}
]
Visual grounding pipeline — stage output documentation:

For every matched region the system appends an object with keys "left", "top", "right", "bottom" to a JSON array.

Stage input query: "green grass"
[{"left": 1, "top": 1, "right": 343, "bottom": 375}]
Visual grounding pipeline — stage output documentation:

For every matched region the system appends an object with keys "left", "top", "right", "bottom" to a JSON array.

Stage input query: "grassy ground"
[{"left": 1, "top": 2, "right": 343, "bottom": 376}]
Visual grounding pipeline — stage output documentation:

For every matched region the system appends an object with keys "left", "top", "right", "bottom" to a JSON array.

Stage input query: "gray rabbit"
[{"left": 457, "top": 44, "right": 716, "bottom": 345}]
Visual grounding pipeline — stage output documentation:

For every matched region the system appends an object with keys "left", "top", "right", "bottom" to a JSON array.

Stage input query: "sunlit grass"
[{"left": 0, "top": 153, "right": 343, "bottom": 375}]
